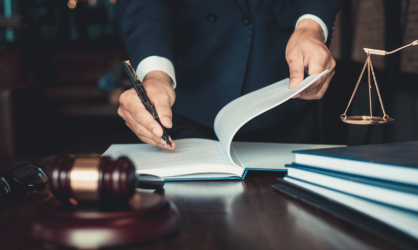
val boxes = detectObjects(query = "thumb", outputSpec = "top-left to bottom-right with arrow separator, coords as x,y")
154,98 -> 173,129
288,56 -> 305,89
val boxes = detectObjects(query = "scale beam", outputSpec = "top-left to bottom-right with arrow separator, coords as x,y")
363,40 -> 418,55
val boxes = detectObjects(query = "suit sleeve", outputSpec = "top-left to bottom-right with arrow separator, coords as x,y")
274,0 -> 342,45
117,0 -> 176,83
299,0 -> 342,44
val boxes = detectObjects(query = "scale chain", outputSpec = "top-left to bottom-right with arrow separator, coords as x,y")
369,56 -> 389,119
368,54 -> 373,121
341,56 -> 369,118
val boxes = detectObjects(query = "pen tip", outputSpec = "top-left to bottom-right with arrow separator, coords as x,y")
166,140 -> 172,148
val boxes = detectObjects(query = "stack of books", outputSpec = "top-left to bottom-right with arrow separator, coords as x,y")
281,141 -> 418,240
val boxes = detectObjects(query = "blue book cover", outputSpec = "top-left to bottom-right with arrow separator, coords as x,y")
293,141 -> 418,169
286,164 -> 418,195
274,177 -> 418,245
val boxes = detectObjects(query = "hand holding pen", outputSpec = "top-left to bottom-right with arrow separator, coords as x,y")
118,61 -> 176,149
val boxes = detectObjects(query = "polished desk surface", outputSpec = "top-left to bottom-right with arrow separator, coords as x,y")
0,156 -> 398,250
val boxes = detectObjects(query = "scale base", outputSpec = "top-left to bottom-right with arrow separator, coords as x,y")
341,115 -> 394,125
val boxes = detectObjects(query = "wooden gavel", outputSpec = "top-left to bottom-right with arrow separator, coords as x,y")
49,156 -> 164,203
32,156 -> 179,249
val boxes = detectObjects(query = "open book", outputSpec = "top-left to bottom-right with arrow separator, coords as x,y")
103,70 -> 337,180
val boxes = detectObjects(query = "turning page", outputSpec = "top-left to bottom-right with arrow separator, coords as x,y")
214,70 -> 329,166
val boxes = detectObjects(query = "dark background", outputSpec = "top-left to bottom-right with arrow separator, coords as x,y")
0,0 -> 417,157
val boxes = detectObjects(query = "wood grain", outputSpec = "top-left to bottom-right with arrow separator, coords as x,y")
0,156 -> 398,250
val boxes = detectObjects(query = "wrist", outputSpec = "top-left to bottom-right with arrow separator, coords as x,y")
144,70 -> 172,87
295,19 -> 325,42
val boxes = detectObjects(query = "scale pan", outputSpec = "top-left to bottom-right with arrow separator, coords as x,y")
341,115 -> 394,125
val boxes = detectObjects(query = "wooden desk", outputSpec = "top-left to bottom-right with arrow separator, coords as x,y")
0,156 -> 398,250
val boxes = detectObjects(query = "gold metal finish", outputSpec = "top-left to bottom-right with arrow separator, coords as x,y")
70,157 -> 101,201
341,40 -> 418,125
363,40 -> 418,55
341,115 -> 394,125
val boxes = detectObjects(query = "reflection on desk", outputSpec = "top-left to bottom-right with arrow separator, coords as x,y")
164,181 -> 245,214
0,156 -> 401,250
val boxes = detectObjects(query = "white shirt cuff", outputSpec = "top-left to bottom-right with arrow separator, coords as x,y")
295,14 -> 328,43
136,56 -> 177,89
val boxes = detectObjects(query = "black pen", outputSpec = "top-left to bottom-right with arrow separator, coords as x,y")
121,60 -> 172,148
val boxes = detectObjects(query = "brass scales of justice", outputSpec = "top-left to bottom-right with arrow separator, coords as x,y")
341,40 -> 418,125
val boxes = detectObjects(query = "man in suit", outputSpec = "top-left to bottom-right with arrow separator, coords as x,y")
117,0 -> 341,149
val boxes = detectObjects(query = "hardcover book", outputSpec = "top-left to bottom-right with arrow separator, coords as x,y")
293,141 -> 418,186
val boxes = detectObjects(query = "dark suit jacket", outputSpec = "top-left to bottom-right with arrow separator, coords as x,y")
118,0 -> 341,132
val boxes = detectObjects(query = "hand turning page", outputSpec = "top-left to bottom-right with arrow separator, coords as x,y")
214,70 -> 330,166
103,70 -> 332,180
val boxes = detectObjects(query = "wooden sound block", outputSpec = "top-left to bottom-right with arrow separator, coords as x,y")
30,191 -> 180,249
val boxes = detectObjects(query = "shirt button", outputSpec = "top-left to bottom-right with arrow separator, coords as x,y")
242,15 -> 252,25
207,14 -> 217,23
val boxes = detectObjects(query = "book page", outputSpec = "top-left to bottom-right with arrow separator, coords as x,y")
214,70 -> 329,166
231,141 -> 343,170
102,138 -> 236,170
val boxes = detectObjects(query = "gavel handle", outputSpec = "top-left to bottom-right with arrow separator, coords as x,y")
137,174 -> 165,190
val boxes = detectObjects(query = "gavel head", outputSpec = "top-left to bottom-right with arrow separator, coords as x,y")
49,156 -> 136,203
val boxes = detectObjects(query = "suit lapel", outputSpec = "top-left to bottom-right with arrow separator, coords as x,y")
234,0 -> 250,16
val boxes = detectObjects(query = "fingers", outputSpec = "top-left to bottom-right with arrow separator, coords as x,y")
307,55 -> 327,76
297,56 -> 326,99
121,107 -> 176,149
298,50 -> 336,100
118,106 -> 160,143
299,69 -> 335,100
120,88 -> 164,136
124,120 -> 163,148
139,134 -> 175,150
143,71 -> 176,129
118,81 -> 176,149
143,84 -> 174,129
164,136 -> 176,149
286,21 -> 336,100
287,53 -> 305,89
